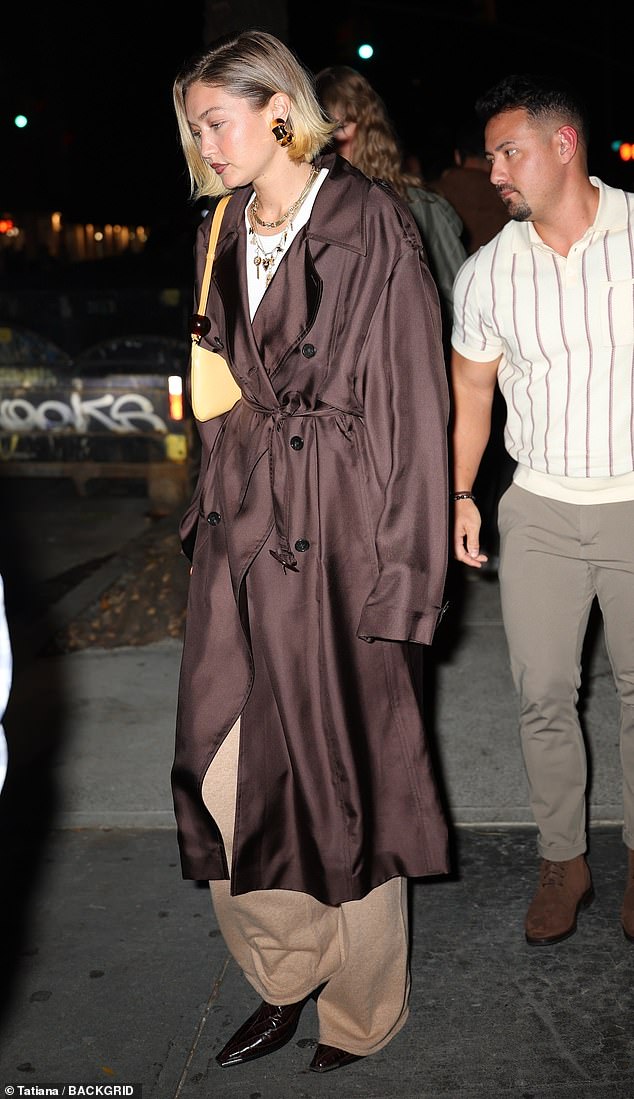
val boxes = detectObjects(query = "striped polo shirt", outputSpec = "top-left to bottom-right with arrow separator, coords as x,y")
451,176 -> 634,503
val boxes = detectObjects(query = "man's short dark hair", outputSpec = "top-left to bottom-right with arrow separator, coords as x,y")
475,74 -> 589,146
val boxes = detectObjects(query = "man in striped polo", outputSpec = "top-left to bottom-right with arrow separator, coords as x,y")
450,73 -> 634,946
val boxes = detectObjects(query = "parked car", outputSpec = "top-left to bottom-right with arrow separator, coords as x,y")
0,325 -> 197,509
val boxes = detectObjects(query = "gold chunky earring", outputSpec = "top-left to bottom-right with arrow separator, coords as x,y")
272,117 -> 294,147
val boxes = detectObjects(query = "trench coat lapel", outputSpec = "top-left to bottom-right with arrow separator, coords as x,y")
210,204 -> 278,410
250,233 -> 322,386
213,194 -> 320,403
210,156 -> 368,406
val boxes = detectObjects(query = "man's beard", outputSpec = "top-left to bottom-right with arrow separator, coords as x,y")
498,189 -> 532,222
508,200 -> 532,222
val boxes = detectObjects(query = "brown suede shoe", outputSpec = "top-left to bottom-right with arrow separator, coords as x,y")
524,855 -> 594,945
621,847 -> 634,942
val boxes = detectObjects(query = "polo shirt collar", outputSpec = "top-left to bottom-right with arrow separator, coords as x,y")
510,176 -> 628,254
588,176 -> 629,231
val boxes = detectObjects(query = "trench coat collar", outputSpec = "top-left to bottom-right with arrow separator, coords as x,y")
214,153 -> 368,258
210,154 -> 369,402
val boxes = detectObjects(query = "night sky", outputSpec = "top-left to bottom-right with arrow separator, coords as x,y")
2,0 -> 633,233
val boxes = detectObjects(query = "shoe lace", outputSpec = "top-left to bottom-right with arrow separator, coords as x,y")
540,860 -> 566,888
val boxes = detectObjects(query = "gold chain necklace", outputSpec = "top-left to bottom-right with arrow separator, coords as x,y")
250,165 -> 319,230
247,210 -> 288,286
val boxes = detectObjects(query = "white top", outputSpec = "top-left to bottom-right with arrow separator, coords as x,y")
246,168 -> 328,320
451,177 -> 634,503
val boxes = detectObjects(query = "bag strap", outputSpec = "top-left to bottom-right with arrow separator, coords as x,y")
194,194 -> 232,330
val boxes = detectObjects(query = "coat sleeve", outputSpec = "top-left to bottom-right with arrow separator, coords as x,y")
356,237 -> 450,646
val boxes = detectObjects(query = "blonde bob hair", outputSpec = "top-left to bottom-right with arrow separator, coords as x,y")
173,29 -> 336,200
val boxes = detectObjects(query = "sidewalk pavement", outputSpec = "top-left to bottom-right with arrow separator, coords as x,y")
0,563 -> 632,1099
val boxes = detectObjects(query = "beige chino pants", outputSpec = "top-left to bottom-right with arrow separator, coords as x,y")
202,719 -> 410,1056
498,485 -> 634,859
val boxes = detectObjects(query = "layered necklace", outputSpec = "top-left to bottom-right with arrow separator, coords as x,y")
247,165 -> 319,287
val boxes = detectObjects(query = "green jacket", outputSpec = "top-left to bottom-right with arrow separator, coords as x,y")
406,185 -> 467,328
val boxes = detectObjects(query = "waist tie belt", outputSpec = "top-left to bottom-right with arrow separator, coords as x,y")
240,394 -> 361,573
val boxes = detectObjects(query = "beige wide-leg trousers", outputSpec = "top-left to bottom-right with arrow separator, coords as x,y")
202,719 -> 410,1056
498,486 -> 634,859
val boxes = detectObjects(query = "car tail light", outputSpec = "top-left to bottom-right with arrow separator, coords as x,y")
168,375 -> 184,421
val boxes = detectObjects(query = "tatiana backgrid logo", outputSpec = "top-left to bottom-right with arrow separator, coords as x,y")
4,1087 -> 141,1097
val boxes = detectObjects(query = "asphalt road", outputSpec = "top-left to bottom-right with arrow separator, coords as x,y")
0,475 -> 163,644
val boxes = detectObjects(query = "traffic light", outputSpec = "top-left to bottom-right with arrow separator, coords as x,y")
13,114 -> 28,129
0,218 -> 15,234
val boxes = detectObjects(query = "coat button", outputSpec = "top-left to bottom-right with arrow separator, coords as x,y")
294,538 -> 310,552
206,511 -> 221,525
212,336 -> 224,350
301,343 -> 316,358
290,436 -> 304,450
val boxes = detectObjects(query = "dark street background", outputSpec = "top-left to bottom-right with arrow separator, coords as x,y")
2,0 -> 634,232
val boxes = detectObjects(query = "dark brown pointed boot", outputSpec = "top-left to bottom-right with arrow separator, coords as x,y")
215,996 -> 310,1067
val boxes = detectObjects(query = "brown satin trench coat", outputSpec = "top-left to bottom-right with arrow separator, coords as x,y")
172,154 -> 450,906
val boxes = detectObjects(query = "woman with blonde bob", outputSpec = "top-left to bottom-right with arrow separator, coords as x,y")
171,29 -> 450,1077
315,64 -> 467,332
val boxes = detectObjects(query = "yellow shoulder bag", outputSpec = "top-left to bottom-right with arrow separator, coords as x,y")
189,195 -> 242,421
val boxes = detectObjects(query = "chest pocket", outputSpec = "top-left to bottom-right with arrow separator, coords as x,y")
600,279 -> 634,347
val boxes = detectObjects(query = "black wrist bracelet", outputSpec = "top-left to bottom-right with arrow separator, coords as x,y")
451,491 -> 476,502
